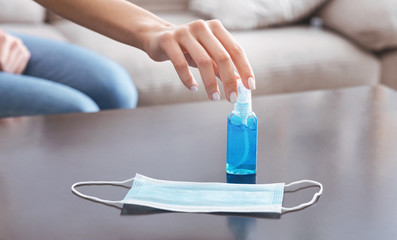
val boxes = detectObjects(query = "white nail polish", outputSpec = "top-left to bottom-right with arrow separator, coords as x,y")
229,91 -> 237,103
190,86 -> 198,92
212,92 -> 220,101
248,77 -> 256,90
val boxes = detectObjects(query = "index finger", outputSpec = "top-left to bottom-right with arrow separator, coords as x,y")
208,20 -> 256,90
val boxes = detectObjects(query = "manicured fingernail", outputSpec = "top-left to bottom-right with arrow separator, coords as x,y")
190,86 -> 198,92
248,77 -> 256,90
212,92 -> 220,101
229,91 -> 237,103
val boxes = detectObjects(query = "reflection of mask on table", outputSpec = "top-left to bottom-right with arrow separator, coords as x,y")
228,216 -> 257,240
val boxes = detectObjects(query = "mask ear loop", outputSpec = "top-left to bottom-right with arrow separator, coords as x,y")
71,178 -> 135,204
281,180 -> 323,213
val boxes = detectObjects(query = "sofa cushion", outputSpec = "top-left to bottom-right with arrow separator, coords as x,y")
0,0 -> 45,23
0,24 -> 67,42
46,0 -> 190,24
381,51 -> 397,91
234,26 -> 380,97
189,0 -> 327,30
53,13 -> 380,107
128,0 -> 189,12
319,0 -> 397,51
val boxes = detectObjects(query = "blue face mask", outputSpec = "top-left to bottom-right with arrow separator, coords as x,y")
71,173 -> 323,214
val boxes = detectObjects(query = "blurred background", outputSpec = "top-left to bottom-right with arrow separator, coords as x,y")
1,0 -> 396,107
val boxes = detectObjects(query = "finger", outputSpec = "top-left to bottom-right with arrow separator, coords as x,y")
15,46 -> 30,74
14,53 -> 29,74
5,52 -> 20,73
0,35 -> 11,71
5,41 -> 22,74
186,54 -> 222,80
211,62 -> 240,80
160,36 -> 198,91
6,61 -> 19,74
179,34 -> 220,101
192,23 -> 237,103
208,19 -> 256,90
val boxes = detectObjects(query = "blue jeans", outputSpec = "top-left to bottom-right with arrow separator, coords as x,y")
0,33 -> 138,118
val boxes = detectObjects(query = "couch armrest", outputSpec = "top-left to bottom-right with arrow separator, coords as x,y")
319,0 -> 397,52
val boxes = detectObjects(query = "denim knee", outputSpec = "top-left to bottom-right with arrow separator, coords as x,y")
0,73 -> 100,118
92,61 -> 139,109
0,89 -> 100,118
56,92 -> 100,114
13,35 -> 138,109
11,33 -> 138,110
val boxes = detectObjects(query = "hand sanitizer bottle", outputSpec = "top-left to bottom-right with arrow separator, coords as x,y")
226,79 -> 257,175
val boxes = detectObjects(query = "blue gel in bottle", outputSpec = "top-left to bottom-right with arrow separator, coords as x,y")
226,79 -> 257,175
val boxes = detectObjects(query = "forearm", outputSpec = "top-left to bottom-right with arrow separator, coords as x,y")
34,0 -> 256,103
34,0 -> 172,51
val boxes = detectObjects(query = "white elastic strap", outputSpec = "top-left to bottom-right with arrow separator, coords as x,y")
71,178 -> 134,204
281,180 -> 323,213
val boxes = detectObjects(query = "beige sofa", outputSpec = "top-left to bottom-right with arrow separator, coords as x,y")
1,0 -> 396,107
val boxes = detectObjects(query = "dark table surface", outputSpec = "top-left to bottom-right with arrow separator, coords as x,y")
1,86 -> 396,240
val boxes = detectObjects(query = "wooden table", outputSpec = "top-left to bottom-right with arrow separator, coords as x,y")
1,86 -> 396,240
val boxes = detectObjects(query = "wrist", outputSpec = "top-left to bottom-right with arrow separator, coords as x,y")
136,18 -> 174,54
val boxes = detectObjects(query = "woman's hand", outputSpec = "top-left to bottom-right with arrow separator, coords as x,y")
32,0 -> 255,102
0,30 -> 31,74
143,19 -> 256,102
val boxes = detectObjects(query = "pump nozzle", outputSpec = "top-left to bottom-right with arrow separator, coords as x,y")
234,79 -> 252,125
236,79 -> 251,106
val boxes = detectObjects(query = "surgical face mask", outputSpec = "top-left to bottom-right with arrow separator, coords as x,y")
71,174 -> 323,214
